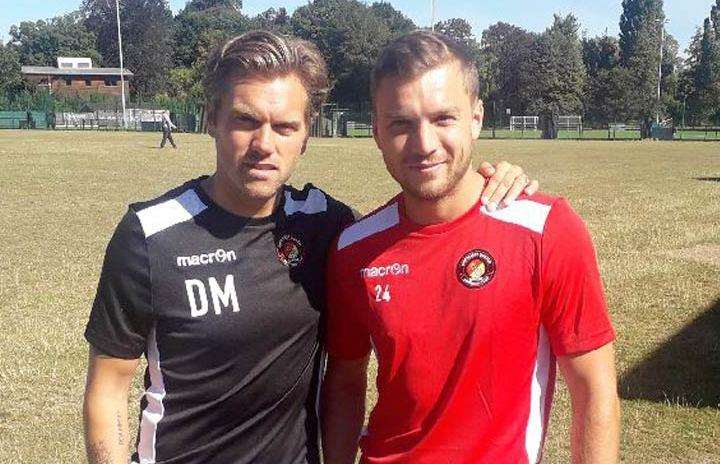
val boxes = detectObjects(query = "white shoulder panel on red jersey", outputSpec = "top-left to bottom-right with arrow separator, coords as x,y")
337,202 -> 399,250
481,199 -> 552,234
136,189 -> 208,238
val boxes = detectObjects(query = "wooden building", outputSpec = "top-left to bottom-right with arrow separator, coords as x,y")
21,57 -> 133,98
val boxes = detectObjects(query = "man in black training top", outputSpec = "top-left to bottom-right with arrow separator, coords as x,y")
83,31 -> 537,464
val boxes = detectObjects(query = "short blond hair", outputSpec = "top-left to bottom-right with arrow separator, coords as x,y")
204,30 -> 330,124
371,30 -> 480,105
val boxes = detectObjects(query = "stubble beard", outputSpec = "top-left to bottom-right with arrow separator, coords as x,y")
215,146 -> 293,206
400,149 -> 472,202
209,163 -> 287,215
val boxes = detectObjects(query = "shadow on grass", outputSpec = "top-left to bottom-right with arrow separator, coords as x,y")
695,177 -> 720,182
619,299 -> 720,408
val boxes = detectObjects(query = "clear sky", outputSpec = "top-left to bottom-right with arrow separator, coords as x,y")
0,0 -> 712,53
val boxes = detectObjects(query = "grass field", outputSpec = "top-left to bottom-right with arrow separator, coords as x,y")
476,128 -> 720,141
0,130 -> 718,463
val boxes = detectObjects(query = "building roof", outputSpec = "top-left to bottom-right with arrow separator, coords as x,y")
21,66 -> 134,77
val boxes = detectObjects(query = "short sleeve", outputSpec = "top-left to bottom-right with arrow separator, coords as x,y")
540,199 -> 615,356
325,241 -> 372,360
84,209 -> 153,359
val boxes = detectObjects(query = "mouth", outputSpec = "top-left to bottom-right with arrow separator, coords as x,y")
243,162 -> 279,180
244,162 -> 278,171
406,160 -> 446,172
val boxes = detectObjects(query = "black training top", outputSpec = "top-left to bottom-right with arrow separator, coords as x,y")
85,177 -> 355,464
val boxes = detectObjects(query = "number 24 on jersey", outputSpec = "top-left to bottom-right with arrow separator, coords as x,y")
374,284 -> 391,303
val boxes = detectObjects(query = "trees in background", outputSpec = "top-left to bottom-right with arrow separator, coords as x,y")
292,0 -> 409,105
8,12 -> 101,66
435,18 -> 476,48
582,35 -> 625,125
479,16 -> 587,127
169,0 -> 250,106
618,0 -> 669,134
479,22 -> 535,122
82,0 -> 175,97
370,2 -> 415,38
251,7 -> 292,34
0,42 -> 27,106
520,14 -> 586,117
681,1 -> 720,124
172,0 -> 249,68
3,0 -> 720,127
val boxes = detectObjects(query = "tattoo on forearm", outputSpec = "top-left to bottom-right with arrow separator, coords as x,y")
116,411 -> 125,446
87,441 -> 112,464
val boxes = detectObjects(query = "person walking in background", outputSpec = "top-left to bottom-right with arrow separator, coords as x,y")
160,110 -> 177,148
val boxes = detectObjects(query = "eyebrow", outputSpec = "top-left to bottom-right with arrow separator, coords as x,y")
381,106 -> 462,119
430,107 -> 462,116
274,120 -> 303,130
230,106 -> 261,120
380,111 -> 415,120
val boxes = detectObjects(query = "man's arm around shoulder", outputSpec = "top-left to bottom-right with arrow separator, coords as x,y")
558,342 -> 620,464
83,346 -> 139,464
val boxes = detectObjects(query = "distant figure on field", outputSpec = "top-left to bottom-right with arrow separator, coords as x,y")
160,110 -> 177,148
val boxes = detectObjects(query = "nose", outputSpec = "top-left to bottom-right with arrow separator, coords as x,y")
250,124 -> 274,158
413,120 -> 440,158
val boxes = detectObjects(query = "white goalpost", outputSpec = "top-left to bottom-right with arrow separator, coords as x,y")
558,115 -> 583,132
509,116 -> 539,131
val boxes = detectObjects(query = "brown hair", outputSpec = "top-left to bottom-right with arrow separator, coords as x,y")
203,30 -> 330,124
371,30 -> 480,105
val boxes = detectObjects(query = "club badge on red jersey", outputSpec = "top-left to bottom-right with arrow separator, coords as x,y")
456,249 -> 496,288
277,234 -> 304,267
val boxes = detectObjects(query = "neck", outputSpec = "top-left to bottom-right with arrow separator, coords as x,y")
201,174 -> 280,218
403,169 -> 483,226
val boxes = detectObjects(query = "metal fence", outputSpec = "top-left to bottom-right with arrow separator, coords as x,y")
478,125 -> 720,141
308,108 -> 720,141
0,109 -> 200,132
309,103 -> 372,138
3,108 -> 720,142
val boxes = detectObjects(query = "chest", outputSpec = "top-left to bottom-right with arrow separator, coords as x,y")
145,221 -> 333,352
359,233 -> 540,343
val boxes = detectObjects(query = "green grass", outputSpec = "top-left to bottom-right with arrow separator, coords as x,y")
561,128 -> 642,140
479,128 -> 543,139
675,129 -> 720,141
0,131 -> 719,463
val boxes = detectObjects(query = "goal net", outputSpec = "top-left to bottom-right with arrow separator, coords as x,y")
558,115 -> 582,131
510,116 -> 539,131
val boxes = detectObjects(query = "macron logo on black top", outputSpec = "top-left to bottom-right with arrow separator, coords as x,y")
177,249 -> 237,267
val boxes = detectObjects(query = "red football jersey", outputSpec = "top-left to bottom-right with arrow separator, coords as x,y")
325,193 -> 615,464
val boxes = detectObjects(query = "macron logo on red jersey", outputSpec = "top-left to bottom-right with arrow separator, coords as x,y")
360,263 -> 410,278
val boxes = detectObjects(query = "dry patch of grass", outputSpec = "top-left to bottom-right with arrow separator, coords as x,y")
664,244 -> 720,267
0,131 -> 718,463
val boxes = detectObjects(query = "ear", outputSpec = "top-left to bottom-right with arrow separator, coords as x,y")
372,115 -> 381,148
471,98 -> 484,140
301,135 -> 308,155
206,107 -> 216,138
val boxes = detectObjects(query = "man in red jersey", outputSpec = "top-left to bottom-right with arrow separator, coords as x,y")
322,30 -> 620,464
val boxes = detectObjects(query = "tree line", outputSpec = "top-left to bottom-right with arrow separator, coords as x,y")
1,0 -> 719,128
